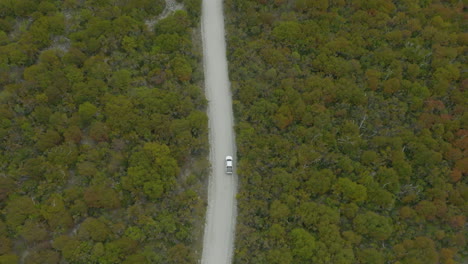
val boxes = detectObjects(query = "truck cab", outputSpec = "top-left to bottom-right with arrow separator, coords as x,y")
225,156 -> 233,174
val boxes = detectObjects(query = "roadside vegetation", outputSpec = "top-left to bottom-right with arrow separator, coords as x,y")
0,0 -> 205,263
225,1 -> 466,263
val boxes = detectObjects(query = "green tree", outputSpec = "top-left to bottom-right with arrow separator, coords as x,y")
78,217 -> 111,242
333,177 -> 368,203
0,221 -> 12,254
290,228 -> 317,264
269,200 -> 290,222
272,21 -> 302,48
84,185 -> 120,209
47,143 -> 79,168
32,105 -> 52,125
393,236 -> 439,264
5,196 -> 38,230
63,125 -> 82,143
89,121 -> 110,142
167,244 -> 194,264
155,10 -> 191,34
109,69 -> 132,90
24,249 -> 60,264
99,237 -> 138,263
19,220 -> 48,244
356,248 -> 384,264
414,200 -> 437,221
266,248 -> 293,264
0,254 -> 19,264
353,211 -> 393,240
40,193 -> 73,229
305,169 -> 335,195
36,130 -> 62,152
297,202 -> 340,229
20,157 -> 47,180
53,235 -> 92,263
122,142 -> 179,200
78,102 -> 98,127
104,95 -> 136,134
171,55 -> 192,82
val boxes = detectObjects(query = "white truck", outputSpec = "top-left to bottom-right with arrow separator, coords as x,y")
225,156 -> 233,174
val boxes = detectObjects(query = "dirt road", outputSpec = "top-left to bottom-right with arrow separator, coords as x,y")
200,0 -> 237,263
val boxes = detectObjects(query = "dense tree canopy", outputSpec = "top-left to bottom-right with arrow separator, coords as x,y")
0,0 -> 206,263
225,0 -> 467,263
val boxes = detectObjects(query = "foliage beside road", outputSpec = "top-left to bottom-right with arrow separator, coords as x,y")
225,1 -> 466,263
0,0 -> 205,263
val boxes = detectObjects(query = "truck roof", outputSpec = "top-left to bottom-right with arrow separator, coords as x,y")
226,156 -> 233,165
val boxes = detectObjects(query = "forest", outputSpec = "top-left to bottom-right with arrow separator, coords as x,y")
0,0 -> 206,263
224,0 -> 467,263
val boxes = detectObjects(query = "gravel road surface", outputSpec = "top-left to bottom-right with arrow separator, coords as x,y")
200,0 -> 237,263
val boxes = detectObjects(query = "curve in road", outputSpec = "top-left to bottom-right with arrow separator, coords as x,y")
200,0 -> 237,263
